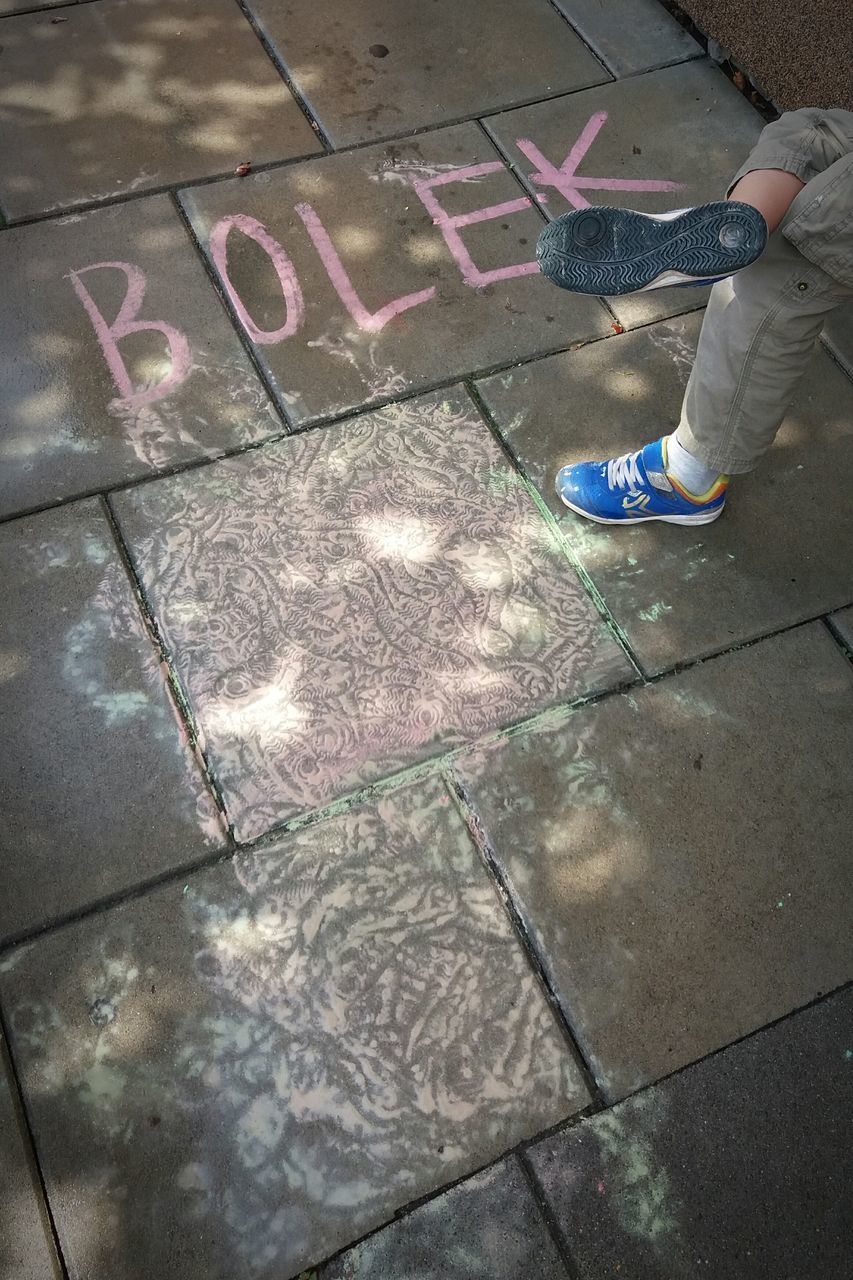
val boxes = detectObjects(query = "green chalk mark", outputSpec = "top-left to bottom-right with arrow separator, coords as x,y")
513,476 -> 641,674
92,691 -> 149,726
638,602 -> 673,623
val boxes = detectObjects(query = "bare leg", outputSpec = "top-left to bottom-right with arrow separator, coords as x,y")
728,168 -> 805,233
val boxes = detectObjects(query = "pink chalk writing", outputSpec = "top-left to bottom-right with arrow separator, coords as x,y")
411,161 -> 539,287
209,213 -> 304,344
67,122 -> 684,412
516,111 -> 684,210
295,203 -> 436,333
66,262 -> 191,408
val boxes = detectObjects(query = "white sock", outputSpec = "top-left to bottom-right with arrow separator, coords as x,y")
666,434 -> 722,497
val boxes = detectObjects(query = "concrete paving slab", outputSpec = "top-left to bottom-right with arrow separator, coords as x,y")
484,60 -> 763,327
0,1038 -> 59,1280
113,388 -> 631,842
552,0 -> 702,77
528,987 -> 853,1279
0,196 -> 281,520
0,0 -> 321,220
454,624 -> 853,1100
320,1157 -> 568,1280
477,314 -> 853,673
0,499 -> 225,945
0,777 -> 588,1280
180,124 -> 613,425
823,303 -> 853,379
244,0 -> 609,148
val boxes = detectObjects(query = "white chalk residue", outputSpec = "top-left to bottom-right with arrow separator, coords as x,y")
647,326 -> 696,386
369,160 -> 485,187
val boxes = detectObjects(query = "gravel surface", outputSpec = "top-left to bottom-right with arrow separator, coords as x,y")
675,0 -> 852,111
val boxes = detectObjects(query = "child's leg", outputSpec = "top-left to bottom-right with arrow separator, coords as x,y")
675,211 -> 847,477
726,169 -> 804,233
552,109 -> 853,526
677,114 -> 853,476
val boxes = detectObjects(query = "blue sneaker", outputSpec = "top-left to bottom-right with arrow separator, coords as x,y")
537,202 -> 767,295
556,437 -> 728,526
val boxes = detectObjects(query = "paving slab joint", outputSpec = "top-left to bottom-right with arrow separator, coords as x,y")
465,379 -> 644,679
233,676 -> 644,859
0,0 -> 101,17
0,842 -> 240,957
302,1139 -> 573,1277
0,1007 -> 68,1279
0,86 -> 660,234
239,755 -> 451,851
642,612 -> 853,688
0,691 -> 654,955
471,116 -> 621,334
0,312 -> 704,536
232,0 -> 334,153
548,0 -> 705,80
603,978 -> 853,1117
824,612 -> 853,663
100,495 -> 235,842
655,1 -> 779,117
516,1151 -> 584,1280
170,191 -> 294,436
473,115 -> 550,227
0,154 -> 318,234
0,417 -> 291,531
386,1142 -> 572,1239
541,0 -> 614,82
611,45 -> 707,80
444,763 -> 608,1110
474,116 -> 622,328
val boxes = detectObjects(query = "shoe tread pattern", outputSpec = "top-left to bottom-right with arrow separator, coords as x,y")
537,202 -> 766,295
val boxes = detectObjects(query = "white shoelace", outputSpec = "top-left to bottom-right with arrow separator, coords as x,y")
606,450 -> 642,490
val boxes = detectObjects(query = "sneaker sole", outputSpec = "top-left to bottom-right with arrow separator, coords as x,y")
537,202 -> 767,295
559,494 -> 724,526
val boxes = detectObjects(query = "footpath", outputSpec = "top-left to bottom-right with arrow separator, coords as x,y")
0,1 -> 851,1277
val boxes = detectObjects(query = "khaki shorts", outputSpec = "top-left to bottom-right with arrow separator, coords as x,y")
677,108 -> 853,473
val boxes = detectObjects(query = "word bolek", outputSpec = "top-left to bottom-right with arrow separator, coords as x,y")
66,113 -> 682,411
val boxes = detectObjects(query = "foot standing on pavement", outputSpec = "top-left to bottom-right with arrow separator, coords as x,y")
537,108 -> 853,526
